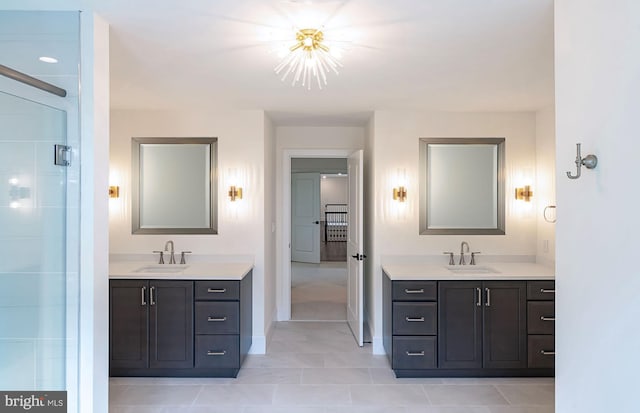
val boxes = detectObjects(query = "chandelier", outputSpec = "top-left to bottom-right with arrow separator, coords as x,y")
274,28 -> 342,90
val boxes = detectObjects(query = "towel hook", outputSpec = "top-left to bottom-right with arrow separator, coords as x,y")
566,143 -> 598,180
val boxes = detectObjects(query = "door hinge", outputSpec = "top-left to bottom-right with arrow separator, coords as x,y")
351,253 -> 367,261
54,144 -> 71,166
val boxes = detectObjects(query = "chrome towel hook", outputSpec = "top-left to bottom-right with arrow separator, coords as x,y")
566,143 -> 598,179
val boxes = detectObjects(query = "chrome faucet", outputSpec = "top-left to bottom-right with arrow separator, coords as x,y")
459,241 -> 470,265
164,240 -> 176,264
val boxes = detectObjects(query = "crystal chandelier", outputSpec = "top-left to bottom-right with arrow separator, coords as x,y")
274,28 -> 342,90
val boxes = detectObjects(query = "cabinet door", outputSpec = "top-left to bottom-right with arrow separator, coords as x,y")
483,281 -> 527,369
110,280 -> 149,369
149,280 -> 194,369
438,281 -> 483,369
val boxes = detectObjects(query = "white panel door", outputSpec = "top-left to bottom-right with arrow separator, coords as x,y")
291,172 -> 321,263
347,150 -> 364,346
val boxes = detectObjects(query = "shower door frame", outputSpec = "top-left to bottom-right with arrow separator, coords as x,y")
0,77 -> 81,412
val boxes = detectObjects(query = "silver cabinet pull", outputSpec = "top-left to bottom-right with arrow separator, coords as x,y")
207,350 -> 227,356
207,288 -> 227,293
141,286 -> 147,306
404,289 -> 424,294
150,286 -> 155,305
207,316 -> 227,322
540,350 -> 555,356
540,288 -> 555,294
406,351 -> 425,356
405,317 -> 425,322
485,288 -> 491,307
476,287 -> 482,307
540,316 -> 555,321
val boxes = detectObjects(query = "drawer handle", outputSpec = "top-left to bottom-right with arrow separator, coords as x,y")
207,288 -> 227,293
540,288 -> 555,294
540,350 -> 555,356
207,316 -> 227,322
207,350 -> 227,356
540,316 -> 555,321
404,289 -> 424,294
406,351 -> 425,356
405,317 -> 425,322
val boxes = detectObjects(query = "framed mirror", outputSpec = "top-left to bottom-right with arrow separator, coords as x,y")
132,137 -> 218,234
419,137 -> 505,235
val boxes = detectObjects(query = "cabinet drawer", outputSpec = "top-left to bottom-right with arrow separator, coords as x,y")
195,335 -> 240,369
528,335 -> 555,368
527,301 -> 555,335
195,302 -> 239,335
392,281 -> 437,301
393,302 -> 437,335
527,281 -> 555,301
392,336 -> 437,369
195,280 -> 239,301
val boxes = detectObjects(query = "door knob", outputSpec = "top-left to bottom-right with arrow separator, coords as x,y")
313,221 -> 319,224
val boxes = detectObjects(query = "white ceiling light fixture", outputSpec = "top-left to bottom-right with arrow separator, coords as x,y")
274,27 -> 342,90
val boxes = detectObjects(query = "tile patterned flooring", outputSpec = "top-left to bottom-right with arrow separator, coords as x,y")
109,322 -> 554,413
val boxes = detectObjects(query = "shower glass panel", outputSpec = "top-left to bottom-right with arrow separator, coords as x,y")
0,92 -> 69,389
0,10 -> 80,411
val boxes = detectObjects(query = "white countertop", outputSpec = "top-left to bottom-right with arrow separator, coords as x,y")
109,261 -> 253,280
382,262 -> 554,281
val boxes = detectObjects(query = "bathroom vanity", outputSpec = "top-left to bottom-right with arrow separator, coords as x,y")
109,262 -> 252,378
383,263 -> 555,378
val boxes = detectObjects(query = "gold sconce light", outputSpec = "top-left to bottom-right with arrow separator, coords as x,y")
515,185 -> 533,202
393,186 -> 407,202
109,186 -> 120,198
228,186 -> 243,201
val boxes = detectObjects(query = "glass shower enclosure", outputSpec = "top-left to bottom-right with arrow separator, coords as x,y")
0,11 -> 80,412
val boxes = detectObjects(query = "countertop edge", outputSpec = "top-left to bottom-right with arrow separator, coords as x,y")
382,263 -> 555,281
108,262 -> 254,280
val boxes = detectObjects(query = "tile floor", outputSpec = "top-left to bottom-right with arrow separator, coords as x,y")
109,322 -> 554,413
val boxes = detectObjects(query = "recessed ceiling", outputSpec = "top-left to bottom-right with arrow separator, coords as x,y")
4,1 -> 556,125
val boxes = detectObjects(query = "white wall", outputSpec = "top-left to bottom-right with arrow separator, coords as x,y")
109,109 -> 269,352
535,106 -> 556,265
80,14 -> 110,413
275,126 -> 364,320
263,114 -> 277,345
369,110 -> 539,351
555,1 -> 640,411
321,176 -> 348,215
363,116 -> 376,342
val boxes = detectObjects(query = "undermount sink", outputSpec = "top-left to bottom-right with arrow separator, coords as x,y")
446,265 -> 499,274
133,264 -> 189,274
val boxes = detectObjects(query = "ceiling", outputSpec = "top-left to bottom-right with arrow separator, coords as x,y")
3,1 -> 555,125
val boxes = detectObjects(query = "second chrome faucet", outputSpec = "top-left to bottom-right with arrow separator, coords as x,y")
444,241 -> 480,265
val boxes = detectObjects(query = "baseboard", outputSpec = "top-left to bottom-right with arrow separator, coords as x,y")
248,336 -> 266,354
372,335 -> 385,355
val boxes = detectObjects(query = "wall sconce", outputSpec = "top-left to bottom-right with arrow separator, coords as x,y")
109,186 -> 120,198
515,185 -> 533,202
228,186 -> 243,201
393,186 -> 407,202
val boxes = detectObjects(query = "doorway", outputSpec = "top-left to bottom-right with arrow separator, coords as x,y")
291,159 -> 348,321
280,149 -> 364,346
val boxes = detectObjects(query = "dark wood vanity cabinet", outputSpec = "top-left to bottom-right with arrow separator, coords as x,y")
383,271 -> 554,377
439,281 -> 527,371
109,271 -> 252,377
526,280 -> 555,369
110,280 -> 193,370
